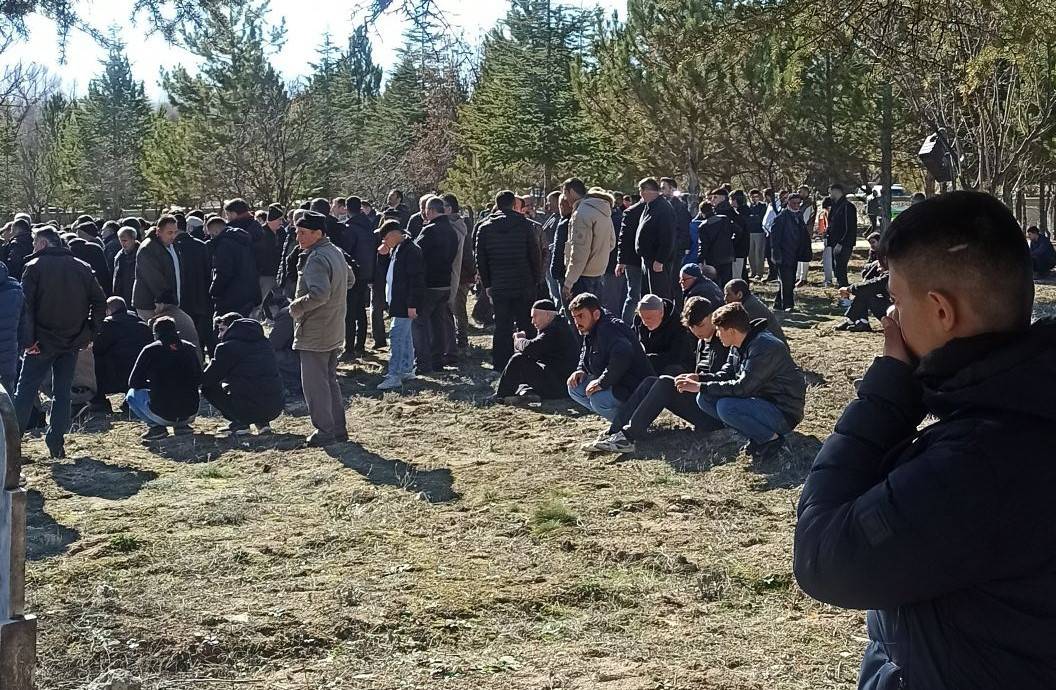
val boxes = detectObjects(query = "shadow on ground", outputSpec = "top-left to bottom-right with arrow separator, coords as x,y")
747,433 -> 823,490
776,294 -> 842,329
148,433 -> 306,463
51,457 -> 158,500
326,442 -> 459,503
26,489 -> 79,561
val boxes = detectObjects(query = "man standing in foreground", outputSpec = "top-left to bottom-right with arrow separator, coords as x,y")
794,191 -> 1056,690
289,212 -> 354,447
14,227 -> 106,458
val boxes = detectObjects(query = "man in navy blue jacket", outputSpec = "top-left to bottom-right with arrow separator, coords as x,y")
794,191 -> 1056,690
377,221 -> 425,391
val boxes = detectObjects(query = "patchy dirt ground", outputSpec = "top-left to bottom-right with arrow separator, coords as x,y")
21,249 -> 1056,690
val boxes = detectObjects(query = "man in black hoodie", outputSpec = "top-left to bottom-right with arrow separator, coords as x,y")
795,191 -> 1056,690
174,218 -> 212,354
485,299 -> 577,405
635,178 -> 676,299
1,217 -> 34,280
202,315 -> 283,436
410,196 -> 459,374
206,215 -> 260,319
475,190 -> 542,371
696,199 -> 736,288
90,296 -> 152,414
615,198 -> 645,323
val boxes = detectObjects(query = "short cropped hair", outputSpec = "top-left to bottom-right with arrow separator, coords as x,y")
568,292 -> 601,314
32,227 -> 62,247
561,177 -> 588,197
425,196 -> 446,215
711,302 -> 752,332
389,189 -> 404,202
725,279 -> 750,299
442,193 -> 460,214
880,190 -> 1033,329
682,296 -> 716,327
709,187 -> 728,198
495,190 -> 517,211
223,198 -> 251,215
660,177 -> 677,188
637,177 -> 660,193
310,198 -> 331,215
157,214 -> 177,229
118,226 -> 138,241
346,196 -> 362,214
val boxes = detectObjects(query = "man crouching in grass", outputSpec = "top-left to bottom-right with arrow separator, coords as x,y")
794,190 -> 1056,690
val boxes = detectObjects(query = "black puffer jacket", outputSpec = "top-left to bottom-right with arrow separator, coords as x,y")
770,209 -> 811,265
475,209 -> 541,294
92,307 -> 152,394
344,213 -> 377,283
577,311 -> 654,401
697,214 -> 736,267
69,238 -> 111,296
128,338 -> 201,421
796,322 -> 1056,690
636,196 -> 676,265
698,319 -> 805,428
1,230 -> 34,280
416,215 -> 459,289
633,298 -> 695,375
112,247 -> 137,305
616,201 -> 645,266
201,319 -> 283,423
668,195 -> 692,256
21,247 -> 106,354
209,227 -> 260,316
227,216 -> 268,277
174,232 -> 211,317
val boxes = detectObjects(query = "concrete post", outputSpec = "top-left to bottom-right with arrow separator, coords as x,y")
0,385 -> 36,689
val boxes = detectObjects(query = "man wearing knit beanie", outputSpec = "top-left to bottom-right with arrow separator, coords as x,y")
289,211 -> 355,446
482,299 -> 579,406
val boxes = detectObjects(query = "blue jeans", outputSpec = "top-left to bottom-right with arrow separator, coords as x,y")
545,274 -> 563,307
388,317 -> 415,377
14,349 -> 77,452
621,264 -> 643,323
695,393 -> 790,443
568,377 -> 621,422
126,388 -> 195,427
571,275 -> 603,298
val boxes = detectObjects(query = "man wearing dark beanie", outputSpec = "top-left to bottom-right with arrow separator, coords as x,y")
484,299 -> 578,406
289,211 -> 355,446
256,203 -> 285,319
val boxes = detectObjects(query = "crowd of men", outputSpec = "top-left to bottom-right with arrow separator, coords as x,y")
1,181 -> 1055,689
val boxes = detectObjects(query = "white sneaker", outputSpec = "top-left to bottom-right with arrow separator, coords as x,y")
580,429 -> 611,453
592,431 -> 635,454
376,376 -> 403,391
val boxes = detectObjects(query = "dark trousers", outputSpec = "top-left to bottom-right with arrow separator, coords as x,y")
643,260 -> 672,299
14,350 -> 77,454
714,262 -> 733,289
344,280 -> 370,352
774,263 -> 797,311
846,289 -> 891,322
572,274 -> 604,298
610,375 -> 723,439
454,282 -> 471,349
189,311 -> 214,356
833,245 -> 853,287
411,288 -> 450,373
491,290 -> 534,371
496,353 -> 568,399
203,383 -> 279,426
472,282 -> 494,326
371,279 -> 387,347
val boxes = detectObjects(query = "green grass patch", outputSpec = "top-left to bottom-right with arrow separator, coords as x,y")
530,499 -> 579,535
109,534 -> 141,554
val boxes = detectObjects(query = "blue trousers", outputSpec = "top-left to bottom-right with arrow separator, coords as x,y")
14,350 -> 77,452
568,377 -> 621,422
621,264 -> 643,323
126,388 -> 195,427
388,317 -> 415,377
695,393 -> 790,443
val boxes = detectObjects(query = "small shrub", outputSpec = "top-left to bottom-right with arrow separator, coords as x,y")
109,534 -> 140,553
530,499 -> 579,535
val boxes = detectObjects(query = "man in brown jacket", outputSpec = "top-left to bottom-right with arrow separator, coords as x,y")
290,211 -> 355,447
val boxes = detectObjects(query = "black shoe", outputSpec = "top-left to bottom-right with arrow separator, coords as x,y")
834,320 -> 854,331
219,422 -> 250,438
173,425 -> 194,436
751,436 -> 785,463
847,321 -> 873,332
478,394 -> 501,408
306,431 -> 336,447
141,426 -> 168,441
46,443 -> 66,460
88,401 -> 113,414
506,392 -> 541,407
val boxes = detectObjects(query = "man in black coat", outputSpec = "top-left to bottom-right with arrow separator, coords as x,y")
795,191 -> 1056,690
633,294 -> 695,376
310,197 -> 346,249
343,197 -> 377,355
89,296 -> 152,413
825,183 -> 858,288
589,295 -> 728,454
475,190 -> 542,371
1,217 -> 34,280
696,200 -> 736,288
70,226 -> 111,294
412,196 -> 459,374
486,299 -> 578,405
206,216 -> 260,319
635,177 -> 676,299
376,221 -> 425,390
769,194 -> 810,311
13,227 -> 106,458
174,221 -> 212,353
678,263 -> 724,306
745,189 -> 768,278
111,227 -> 139,304
661,177 -> 692,264
201,316 -> 283,436
615,198 -> 645,323
379,189 -> 412,230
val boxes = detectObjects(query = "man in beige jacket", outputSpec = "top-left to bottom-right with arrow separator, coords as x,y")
561,178 -> 616,302
289,211 -> 355,447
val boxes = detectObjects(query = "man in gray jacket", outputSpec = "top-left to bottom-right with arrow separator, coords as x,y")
290,212 -> 355,447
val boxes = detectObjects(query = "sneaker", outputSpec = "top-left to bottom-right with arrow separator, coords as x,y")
580,429 -> 612,453
834,320 -> 854,331
740,439 -> 759,456
478,394 -> 500,408
173,425 -> 194,436
506,392 -> 541,407
847,320 -> 873,332
592,431 -> 635,454
220,422 -> 251,438
141,426 -> 168,441
752,436 -> 785,463
255,424 -> 273,435
306,431 -> 336,447
400,371 -> 417,382
377,376 -> 403,391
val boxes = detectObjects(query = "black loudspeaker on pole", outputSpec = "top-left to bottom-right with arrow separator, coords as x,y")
919,133 -> 956,183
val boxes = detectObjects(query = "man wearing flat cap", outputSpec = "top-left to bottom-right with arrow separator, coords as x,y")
289,211 -> 355,447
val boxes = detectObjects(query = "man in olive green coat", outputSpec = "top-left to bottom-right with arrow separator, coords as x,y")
290,211 -> 355,446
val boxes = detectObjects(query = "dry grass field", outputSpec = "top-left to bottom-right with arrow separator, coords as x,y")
21,252 -> 1056,690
